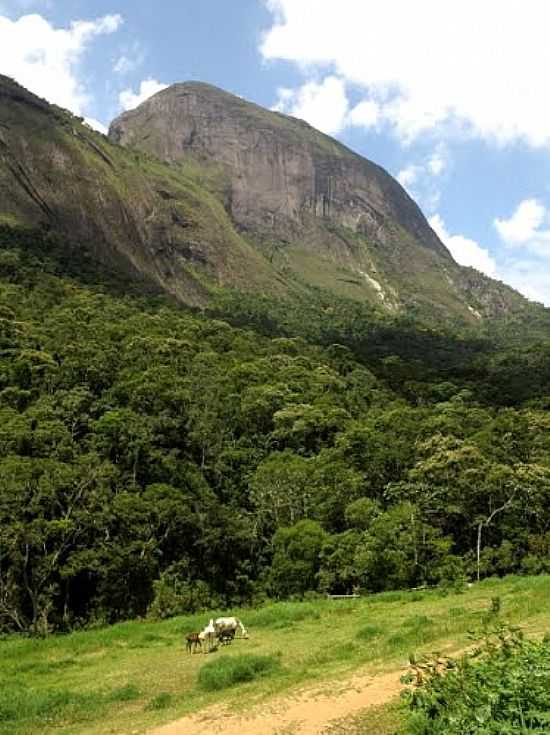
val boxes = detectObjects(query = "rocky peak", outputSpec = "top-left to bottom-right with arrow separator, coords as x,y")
0,74 -> 535,326
109,82 -> 449,259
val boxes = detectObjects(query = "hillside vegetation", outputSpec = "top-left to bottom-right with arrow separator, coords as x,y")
404,627 -> 550,734
1,225 -> 550,636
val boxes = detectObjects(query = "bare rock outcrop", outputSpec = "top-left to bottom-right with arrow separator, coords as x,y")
0,75 -> 535,324
110,83 -> 448,260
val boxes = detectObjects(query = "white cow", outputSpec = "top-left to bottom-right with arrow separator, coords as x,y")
198,618 -> 217,653
214,616 -> 249,639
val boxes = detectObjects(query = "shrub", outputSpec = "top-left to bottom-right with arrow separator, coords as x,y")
448,607 -> 466,618
148,573 -> 218,619
403,615 -> 433,628
434,556 -> 467,592
198,654 -> 281,690
403,626 -> 550,734
108,684 -> 140,702
372,591 -> 407,603
0,686 -> 93,723
481,595 -> 502,627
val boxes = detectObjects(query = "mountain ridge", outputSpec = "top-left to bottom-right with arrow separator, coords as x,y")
106,81 -> 545,325
0,73 -> 543,327
109,81 -> 450,257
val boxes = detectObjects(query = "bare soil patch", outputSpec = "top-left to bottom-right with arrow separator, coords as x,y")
148,668 -> 404,735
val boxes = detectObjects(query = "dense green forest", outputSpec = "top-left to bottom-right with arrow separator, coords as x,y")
1,225 -> 550,635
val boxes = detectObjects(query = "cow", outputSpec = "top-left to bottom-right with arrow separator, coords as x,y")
185,631 -> 201,654
198,618 -> 217,653
218,628 -> 236,646
214,616 -> 249,639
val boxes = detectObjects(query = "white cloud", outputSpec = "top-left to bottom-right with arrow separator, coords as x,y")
0,12 -> 122,117
494,199 -> 549,248
114,56 -> 134,75
427,148 -> 447,177
437,199 -> 550,305
272,76 -> 349,135
119,78 -> 168,112
262,0 -> 550,147
429,214 -> 497,277
274,76 -> 384,135
397,164 -> 420,189
493,200 -> 550,303
498,258 -> 549,305
397,144 -> 449,214
113,41 -> 145,75
435,192 -> 550,306
84,117 -> 108,135
348,99 -> 380,129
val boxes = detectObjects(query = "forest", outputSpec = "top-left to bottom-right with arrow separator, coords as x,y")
1,224 -> 550,635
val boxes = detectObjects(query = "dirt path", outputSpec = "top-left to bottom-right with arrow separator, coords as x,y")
148,668 -> 405,735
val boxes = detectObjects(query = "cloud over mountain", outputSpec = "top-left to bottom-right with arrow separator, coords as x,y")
0,12 -> 122,119
262,0 -> 550,147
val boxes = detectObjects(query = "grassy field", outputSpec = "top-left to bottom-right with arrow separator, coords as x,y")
1,575 -> 549,735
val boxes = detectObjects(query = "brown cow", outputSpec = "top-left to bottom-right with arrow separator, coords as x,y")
185,632 -> 201,654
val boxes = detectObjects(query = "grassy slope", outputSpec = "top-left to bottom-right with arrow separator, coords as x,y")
2,575 -> 549,735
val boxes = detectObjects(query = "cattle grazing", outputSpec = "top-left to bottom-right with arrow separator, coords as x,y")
185,631 -> 201,654
214,616 -> 249,639
199,618 -> 217,653
218,628 -> 235,646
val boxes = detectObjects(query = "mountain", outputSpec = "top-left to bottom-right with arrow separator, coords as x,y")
109,81 -> 534,324
0,74 -> 541,326
0,75 -> 279,306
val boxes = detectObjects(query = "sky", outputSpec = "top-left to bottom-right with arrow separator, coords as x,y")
1,1 -> 550,305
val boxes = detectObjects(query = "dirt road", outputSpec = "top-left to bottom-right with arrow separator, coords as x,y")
148,668 -> 404,735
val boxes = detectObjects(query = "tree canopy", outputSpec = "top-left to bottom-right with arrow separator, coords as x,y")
1,226 -> 550,633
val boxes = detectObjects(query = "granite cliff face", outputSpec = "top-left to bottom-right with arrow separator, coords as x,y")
109,83 -> 446,258
109,82 -> 530,322
0,75 -> 538,325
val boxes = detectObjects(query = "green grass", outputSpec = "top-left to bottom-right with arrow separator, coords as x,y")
245,600 -> 321,628
324,701 -> 404,734
2,575 -> 549,735
356,624 -> 384,641
198,654 -> 281,690
145,693 -> 173,711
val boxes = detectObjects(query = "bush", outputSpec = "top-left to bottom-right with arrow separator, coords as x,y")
403,627 -> 550,734
435,555 -> 467,593
108,684 -> 140,702
0,686 -> 93,723
403,615 -> 433,628
197,654 -> 281,690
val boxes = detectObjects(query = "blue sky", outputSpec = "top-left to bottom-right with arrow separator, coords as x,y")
1,0 -> 550,304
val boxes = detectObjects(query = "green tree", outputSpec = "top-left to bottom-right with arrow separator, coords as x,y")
269,520 -> 328,597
